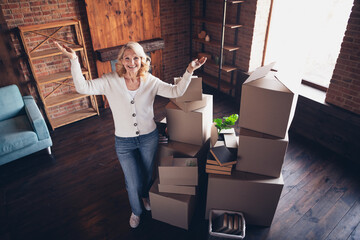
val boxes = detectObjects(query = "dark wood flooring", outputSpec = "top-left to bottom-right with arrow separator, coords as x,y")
1,88 -> 360,240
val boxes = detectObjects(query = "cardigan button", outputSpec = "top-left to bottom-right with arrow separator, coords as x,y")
136,131 -> 140,135
131,100 -> 134,104
132,113 -> 136,117
134,123 -> 137,126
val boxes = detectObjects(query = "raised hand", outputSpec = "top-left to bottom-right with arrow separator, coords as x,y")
54,41 -> 77,60
187,57 -> 207,73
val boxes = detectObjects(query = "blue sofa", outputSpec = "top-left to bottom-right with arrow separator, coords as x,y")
0,84 -> 53,166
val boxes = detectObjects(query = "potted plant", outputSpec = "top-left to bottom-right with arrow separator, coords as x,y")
211,114 -> 239,146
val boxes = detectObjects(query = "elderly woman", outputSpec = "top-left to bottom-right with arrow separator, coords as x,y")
55,41 -> 206,228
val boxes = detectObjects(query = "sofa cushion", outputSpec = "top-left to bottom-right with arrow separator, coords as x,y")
23,96 -> 50,140
0,115 -> 38,156
0,85 -> 25,121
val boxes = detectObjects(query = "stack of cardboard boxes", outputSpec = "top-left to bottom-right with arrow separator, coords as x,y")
166,76 -> 213,146
158,156 -> 198,195
206,65 -> 297,227
150,76 -> 213,230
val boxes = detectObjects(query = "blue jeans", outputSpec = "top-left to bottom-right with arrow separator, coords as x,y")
115,128 -> 159,216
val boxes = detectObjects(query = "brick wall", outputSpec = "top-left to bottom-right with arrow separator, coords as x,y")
326,0 -> 360,115
191,0 -> 270,79
0,0 -> 97,119
1,0 -> 96,80
235,0 -> 257,72
248,0 -> 271,72
160,0 -> 191,82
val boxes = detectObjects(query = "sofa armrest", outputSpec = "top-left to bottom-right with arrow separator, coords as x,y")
23,96 -> 50,141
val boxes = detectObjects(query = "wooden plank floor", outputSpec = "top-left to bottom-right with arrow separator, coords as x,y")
1,88 -> 360,240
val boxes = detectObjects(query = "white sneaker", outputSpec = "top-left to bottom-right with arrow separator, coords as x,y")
142,197 -> 151,211
129,212 -> 140,228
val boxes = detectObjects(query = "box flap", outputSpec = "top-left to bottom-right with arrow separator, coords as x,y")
219,128 -> 235,134
174,76 -> 201,84
274,67 -> 302,94
158,184 -> 197,195
244,62 -> 301,95
166,101 -> 181,110
210,123 -> 218,147
150,178 -> 193,202
171,93 -> 203,103
223,133 -> 238,148
240,127 -> 289,141
210,170 -> 284,185
170,93 -> 207,112
161,140 -> 205,157
244,62 -> 276,84
246,72 -> 292,94
214,141 -> 225,147
173,158 -> 198,167
193,94 -> 212,112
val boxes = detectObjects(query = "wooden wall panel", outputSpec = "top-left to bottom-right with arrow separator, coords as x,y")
85,0 -> 163,108
85,0 -> 161,50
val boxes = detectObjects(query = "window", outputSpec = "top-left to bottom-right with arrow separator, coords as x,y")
264,0 -> 353,89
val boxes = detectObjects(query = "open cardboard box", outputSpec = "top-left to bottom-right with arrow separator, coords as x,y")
158,184 -> 197,195
236,128 -> 288,178
157,139 -> 209,159
166,94 -> 213,146
170,94 -> 207,113
209,209 -> 246,239
155,121 -> 210,186
159,156 -> 198,186
205,170 -> 284,227
149,178 -> 196,230
156,118 -> 210,159
173,76 -> 202,102
223,129 -> 238,149
239,63 -> 297,138
210,125 -> 238,149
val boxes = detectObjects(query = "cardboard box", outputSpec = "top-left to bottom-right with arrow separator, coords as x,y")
239,70 -> 295,138
170,94 -> 207,113
150,179 -> 196,230
158,184 -> 197,195
211,127 -> 238,148
205,170 -> 284,226
209,209 -> 246,239
174,76 -> 202,102
157,139 -> 209,159
166,94 -> 213,146
159,156 -> 198,186
236,128 -> 288,178
223,131 -> 238,149
210,123 -> 218,147
219,128 -> 236,134
214,141 -> 225,147
155,127 -> 210,187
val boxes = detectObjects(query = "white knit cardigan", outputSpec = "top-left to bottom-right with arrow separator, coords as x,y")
70,57 -> 193,137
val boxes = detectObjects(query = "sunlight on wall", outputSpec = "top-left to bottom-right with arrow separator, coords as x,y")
264,0 -> 353,87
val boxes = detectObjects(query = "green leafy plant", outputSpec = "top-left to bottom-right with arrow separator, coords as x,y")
214,114 -> 239,134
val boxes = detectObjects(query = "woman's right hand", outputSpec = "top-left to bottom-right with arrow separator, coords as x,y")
187,57 -> 207,74
54,41 -> 77,60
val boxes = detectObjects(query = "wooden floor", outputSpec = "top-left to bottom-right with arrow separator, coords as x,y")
1,88 -> 360,240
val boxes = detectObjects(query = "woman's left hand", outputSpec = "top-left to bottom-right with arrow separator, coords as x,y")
187,57 -> 207,74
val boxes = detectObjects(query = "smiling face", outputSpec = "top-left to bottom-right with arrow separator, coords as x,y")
121,49 -> 142,75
